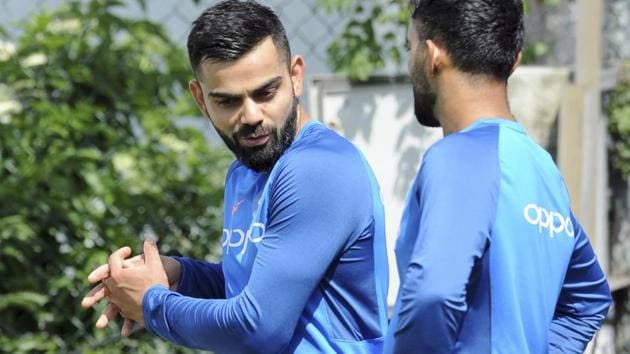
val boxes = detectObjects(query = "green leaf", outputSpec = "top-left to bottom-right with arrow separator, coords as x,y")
0,292 -> 48,311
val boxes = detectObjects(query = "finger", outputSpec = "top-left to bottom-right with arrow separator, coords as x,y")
108,246 -> 132,278
87,263 -> 110,284
143,240 -> 162,268
81,282 -> 109,309
121,319 -> 135,337
90,252 -> 139,283
95,302 -> 119,329
122,254 -> 144,268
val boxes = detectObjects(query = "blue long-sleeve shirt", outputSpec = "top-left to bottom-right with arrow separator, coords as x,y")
386,118 -> 611,353
142,121 -> 389,353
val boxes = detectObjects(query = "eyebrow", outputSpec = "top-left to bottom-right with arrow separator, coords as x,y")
208,76 -> 283,99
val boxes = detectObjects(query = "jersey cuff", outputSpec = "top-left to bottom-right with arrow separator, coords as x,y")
142,284 -> 172,337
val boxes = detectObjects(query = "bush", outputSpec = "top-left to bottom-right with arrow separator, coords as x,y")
0,0 -> 230,352
608,61 -> 630,178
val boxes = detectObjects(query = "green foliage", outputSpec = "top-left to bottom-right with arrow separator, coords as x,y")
0,0 -> 230,352
320,0 -> 408,81
608,62 -> 630,177
320,0 -> 559,81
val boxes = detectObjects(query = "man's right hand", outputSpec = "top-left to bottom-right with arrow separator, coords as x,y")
81,249 -> 182,335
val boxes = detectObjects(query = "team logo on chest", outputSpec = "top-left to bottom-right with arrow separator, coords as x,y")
231,199 -> 246,215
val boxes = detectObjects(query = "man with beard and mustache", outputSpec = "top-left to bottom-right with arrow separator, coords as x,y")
81,1 -> 389,353
385,1 -> 611,353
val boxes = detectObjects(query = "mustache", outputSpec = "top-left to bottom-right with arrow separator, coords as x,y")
235,124 -> 271,140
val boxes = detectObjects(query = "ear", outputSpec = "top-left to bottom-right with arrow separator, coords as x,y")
189,79 -> 210,118
510,51 -> 523,75
289,55 -> 305,98
425,39 -> 446,75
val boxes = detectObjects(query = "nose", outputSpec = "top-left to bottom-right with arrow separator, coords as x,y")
240,97 -> 264,126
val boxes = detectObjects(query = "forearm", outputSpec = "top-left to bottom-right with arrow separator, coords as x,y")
549,214 -> 612,353
172,257 -> 225,299
548,311 -> 606,353
143,285 -> 270,353
393,273 -> 465,353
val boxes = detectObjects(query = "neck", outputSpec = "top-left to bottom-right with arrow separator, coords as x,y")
295,105 -> 313,135
435,71 -> 514,135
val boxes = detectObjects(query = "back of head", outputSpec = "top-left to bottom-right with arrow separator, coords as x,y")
187,0 -> 291,75
409,0 -> 524,81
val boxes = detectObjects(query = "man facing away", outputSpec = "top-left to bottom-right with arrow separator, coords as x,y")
82,1 -> 389,353
385,1 -> 612,353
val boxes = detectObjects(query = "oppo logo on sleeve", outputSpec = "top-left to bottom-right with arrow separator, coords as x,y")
523,204 -> 575,239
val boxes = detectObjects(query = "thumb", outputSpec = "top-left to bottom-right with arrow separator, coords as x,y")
143,240 -> 162,268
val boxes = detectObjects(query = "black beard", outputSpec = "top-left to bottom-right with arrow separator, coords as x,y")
413,85 -> 440,128
217,96 -> 298,172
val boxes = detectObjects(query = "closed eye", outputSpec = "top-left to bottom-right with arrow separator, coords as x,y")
254,88 -> 277,102
215,96 -> 240,108
252,78 -> 282,102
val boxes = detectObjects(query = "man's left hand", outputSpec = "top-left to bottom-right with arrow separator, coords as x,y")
104,240 -> 169,326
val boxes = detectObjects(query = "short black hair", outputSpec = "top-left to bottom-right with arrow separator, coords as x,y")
409,0 -> 524,81
187,0 -> 291,75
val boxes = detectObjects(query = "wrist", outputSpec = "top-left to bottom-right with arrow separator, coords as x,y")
162,256 -> 182,291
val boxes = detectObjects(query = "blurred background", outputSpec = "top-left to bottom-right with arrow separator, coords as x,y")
0,0 -> 628,353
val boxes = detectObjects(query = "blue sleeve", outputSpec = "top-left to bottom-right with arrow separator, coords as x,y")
142,153 -> 371,353
392,141 -> 498,353
173,257 -> 225,299
548,213 -> 612,353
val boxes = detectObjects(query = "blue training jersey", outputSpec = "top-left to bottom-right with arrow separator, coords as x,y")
142,121 -> 389,353
385,118 -> 611,353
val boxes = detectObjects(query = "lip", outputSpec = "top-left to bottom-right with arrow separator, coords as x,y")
239,134 -> 270,148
